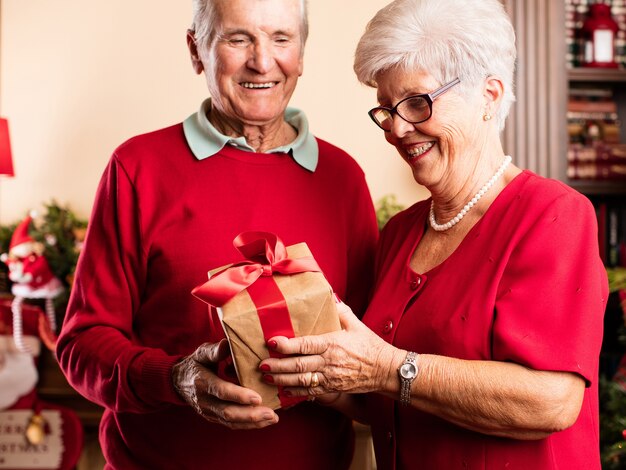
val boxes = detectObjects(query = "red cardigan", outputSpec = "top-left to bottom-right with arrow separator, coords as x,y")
364,171 -> 607,470
56,123 -> 378,469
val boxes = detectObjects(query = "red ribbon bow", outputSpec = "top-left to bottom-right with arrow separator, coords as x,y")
191,231 -> 321,307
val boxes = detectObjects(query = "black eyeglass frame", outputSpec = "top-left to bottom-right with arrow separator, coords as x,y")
368,77 -> 461,131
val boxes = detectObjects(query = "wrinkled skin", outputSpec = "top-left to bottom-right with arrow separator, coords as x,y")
172,339 -> 279,430
260,303 -> 400,398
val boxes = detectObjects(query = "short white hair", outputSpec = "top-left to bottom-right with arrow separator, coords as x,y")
190,0 -> 309,52
354,0 -> 516,130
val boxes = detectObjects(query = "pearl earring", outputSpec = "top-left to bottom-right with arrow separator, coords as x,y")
483,113 -> 492,121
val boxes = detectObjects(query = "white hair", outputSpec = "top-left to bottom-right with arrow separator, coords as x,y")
190,0 -> 309,52
354,0 -> 516,130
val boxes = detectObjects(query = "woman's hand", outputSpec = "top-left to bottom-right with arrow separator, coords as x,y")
172,339 -> 279,430
259,302 -> 404,398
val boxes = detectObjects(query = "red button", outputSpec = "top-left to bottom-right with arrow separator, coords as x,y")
410,277 -> 422,289
383,320 -> 393,334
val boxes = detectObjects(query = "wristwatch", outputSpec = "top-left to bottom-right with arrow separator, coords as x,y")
398,351 -> 418,406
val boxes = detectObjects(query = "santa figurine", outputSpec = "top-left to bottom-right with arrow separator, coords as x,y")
0,212 -> 63,352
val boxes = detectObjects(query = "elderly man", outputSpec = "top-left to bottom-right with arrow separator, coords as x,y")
56,0 -> 378,468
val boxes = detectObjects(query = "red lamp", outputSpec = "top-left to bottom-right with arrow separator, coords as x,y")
0,117 -> 15,177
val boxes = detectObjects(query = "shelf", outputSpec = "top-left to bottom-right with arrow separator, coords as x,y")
567,180 -> 626,196
568,67 -> 626,83
566,67 -> 626,197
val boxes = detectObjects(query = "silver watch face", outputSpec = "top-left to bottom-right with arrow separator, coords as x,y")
400,362 -> 417,380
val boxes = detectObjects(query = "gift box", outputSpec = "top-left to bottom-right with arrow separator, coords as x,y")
192,231 -> 340,410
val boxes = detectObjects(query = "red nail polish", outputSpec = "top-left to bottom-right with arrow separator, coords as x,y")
259,364 -> 271,372
283,390 -> 292,397
263,374 -> 274,383
267,339 -> 278,350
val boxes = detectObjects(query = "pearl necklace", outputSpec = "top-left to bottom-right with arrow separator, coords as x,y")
429,155 -> 512,232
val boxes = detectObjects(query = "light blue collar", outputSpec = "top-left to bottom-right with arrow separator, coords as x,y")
183,98 -> 318,172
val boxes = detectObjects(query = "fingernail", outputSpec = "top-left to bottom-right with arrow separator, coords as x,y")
283,390 -> 292,397
334,293 -> 342,303
262,412 -> 275,420
263,374 -> 274,383
259,363 -> 271,372
267,339 -> 278,350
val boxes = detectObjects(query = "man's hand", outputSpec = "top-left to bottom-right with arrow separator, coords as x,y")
172,339 -> 279,430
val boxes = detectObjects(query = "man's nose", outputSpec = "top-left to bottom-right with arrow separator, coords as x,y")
247,40 -> 273,73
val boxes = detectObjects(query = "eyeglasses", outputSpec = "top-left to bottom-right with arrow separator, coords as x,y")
368,78 -> 461,131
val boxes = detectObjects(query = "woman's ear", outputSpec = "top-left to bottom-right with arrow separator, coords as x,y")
187,30 -> 204,75
483,76 -> 504,117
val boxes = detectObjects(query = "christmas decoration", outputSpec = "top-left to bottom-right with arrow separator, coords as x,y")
0,202 -> 87,468
600,373 -> 626,469
0,300 -> 83,469
0,201 -> 87,326
0,212 -> 63,352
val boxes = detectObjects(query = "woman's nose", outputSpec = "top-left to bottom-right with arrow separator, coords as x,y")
389,113 -> 415,138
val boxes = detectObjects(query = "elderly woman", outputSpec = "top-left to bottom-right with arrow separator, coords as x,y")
261,0 -> 608,468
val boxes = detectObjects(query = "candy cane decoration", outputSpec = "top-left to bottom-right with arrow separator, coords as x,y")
45,298 -> 57,333
10,296 -> 30,353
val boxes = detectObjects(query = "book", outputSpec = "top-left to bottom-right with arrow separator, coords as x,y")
568,99 -> 618,114
567,161 -> 626,180
608,204 -> 620,267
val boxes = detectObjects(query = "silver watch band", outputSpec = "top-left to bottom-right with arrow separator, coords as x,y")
399,351 -> 417,406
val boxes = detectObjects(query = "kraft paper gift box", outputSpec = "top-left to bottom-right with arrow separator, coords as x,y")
192,231 -> 340,410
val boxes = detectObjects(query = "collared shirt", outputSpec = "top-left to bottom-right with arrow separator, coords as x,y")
183,98 -> 319,172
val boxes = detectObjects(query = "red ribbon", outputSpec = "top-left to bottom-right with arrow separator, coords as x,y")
192,231 -> 321,307
192,231 -> 320,407
247,277 -> 303,407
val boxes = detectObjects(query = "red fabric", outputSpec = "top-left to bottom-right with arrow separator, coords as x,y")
0,299 -> 56,350
363,171 -> 608,470
17,254 -> 56,289
56,123 -> 378,469
0,300 -> 42,338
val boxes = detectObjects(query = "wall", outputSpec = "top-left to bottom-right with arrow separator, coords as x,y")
0,0 -> 428,224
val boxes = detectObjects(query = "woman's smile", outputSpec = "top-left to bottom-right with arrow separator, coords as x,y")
405,141 -> 434,161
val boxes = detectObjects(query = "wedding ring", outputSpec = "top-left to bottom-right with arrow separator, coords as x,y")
310,372 -> 320,388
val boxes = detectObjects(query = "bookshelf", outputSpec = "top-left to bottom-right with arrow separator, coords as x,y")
561,1 -> 626,385
563,68 -> 626,196
561,0 -> 626,275
503,0 -> 625,267
566,68 -> 626,196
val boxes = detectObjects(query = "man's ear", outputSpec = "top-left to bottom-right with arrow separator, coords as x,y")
187,30 -> 204,75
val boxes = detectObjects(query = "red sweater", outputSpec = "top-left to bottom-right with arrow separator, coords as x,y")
56,123 -> 378,469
